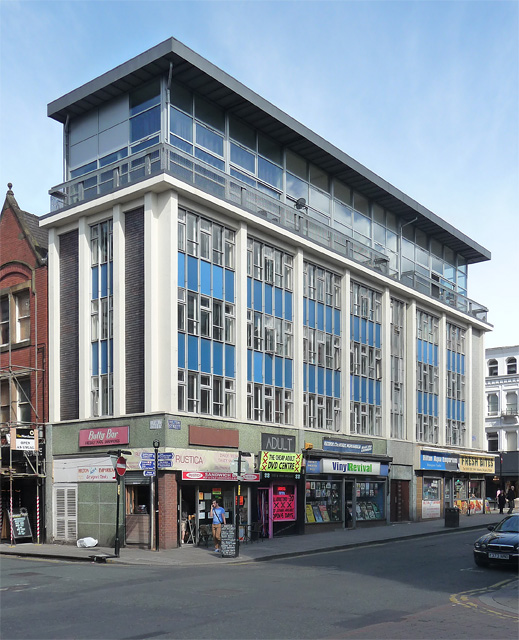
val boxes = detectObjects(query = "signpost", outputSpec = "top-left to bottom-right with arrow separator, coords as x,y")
107,448 -> 131,557
153,440 -> 160,552
234,451 -> 251,558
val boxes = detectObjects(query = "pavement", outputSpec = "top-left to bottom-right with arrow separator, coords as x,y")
0,510 -> 515,567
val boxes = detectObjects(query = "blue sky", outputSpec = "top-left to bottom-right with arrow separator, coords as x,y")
1,0 -> 517,347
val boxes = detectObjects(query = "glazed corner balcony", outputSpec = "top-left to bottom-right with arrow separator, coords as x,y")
49,141 -> 488,322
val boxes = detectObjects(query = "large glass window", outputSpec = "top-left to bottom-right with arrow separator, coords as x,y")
0,288 -> 31,347
177,208 -> 236,417
305,481 -> 341,523
355,480 -> 385,521
130,80 -> 161,147
390,298 -> 405,439
445,323 -> 466,446
91,219 -> 113,417
416,310 -> 439,443
350,282 -> 382,436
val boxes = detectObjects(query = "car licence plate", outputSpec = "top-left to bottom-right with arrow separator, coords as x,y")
488,552 -> 509,560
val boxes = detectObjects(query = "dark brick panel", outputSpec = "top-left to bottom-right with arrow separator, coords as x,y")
125,208 -> 144,414
59,230 -> 79,420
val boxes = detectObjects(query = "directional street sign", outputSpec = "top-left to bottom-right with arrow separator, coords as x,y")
143,469 -> 156,476
139,461 -> 155,469
158,452 -> 173,459
157,461 -> 172,468
140,452 -> 155,460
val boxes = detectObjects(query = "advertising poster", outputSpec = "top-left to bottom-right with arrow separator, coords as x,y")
272,494 -> 296,521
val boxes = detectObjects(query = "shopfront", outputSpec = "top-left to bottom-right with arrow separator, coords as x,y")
257,451 -> 304,538
418,450 -> 495,519
305,448 -> 391,529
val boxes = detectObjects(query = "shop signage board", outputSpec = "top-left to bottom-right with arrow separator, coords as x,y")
126,448 -> 255,474
79,426 -> 129,447
321,459 -> 382,476
421,500 -> 441,519
420,451 -> 458,471
78,464 -> 115,482
322,438 -> 373,455
54,457 -> 115,482
261,433 -> 296,452
458,455 -> 495,474
305,460 -> 320,474
259,451 -> 302,473
181,471 -> 260,482
220,524 -> 236,557
10,427 -> 38,451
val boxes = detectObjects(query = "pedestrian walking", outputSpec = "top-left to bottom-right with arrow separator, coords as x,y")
210,499 -> 226,553
497,488 -> 506,514
506,485 -> 516,514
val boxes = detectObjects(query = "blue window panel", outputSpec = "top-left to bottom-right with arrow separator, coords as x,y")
434,345 -> 438,367
446,398 -> 451,419
187,256 -> 198,292
213,341 -> 223,376
434,395 -> 438,418
326,306 -> 332,333
285,359 -> 293,389
317,303 -> 324,331
461,354 -> 465,375
334,310 -> 341,336
368,322 -> 374,347
375,323 -> 381,348
361,377 -> 367,403
225,270 -> 235,303
326,370 -> 332,396
109,339 -> 113,372
92,343 -> 99,376
376,381 -> 381,406
254,279 -> 262,311
247,277 -> 252,309
178,252 -> 186,287
308,364 -> 315,393
417,339 -> 422,363
200,261 -> 211,296
303,299 -> 307,326
428,343 -> 433,367
276,357 -> 284,388
225,345 -> 235,379
308,300 -> 316,328
304,363 -> 308,391
368,379 -> 374,404
417,391 -> 423,414
361,319 -> 367,344
92,267 -> 99,300
201,338 -> 211,373
178,333 -> 186,368
353,316 -> 360,342
318,366 -> 324,395
254,351 -> 263,383
265,354 -> 273,386
353,375 -> 360,402
109,262 -> 113,295
285,291 -> 293,321
101,340 -> 108,375
188,335 -> 199,371
265,284 -> 273,315
212,265 -> 223,299
247,349 -> 252,381
101,264 -> 108,297
275,287 -> 283,318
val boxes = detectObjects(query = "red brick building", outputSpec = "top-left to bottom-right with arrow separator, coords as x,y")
1,184 -> 48,543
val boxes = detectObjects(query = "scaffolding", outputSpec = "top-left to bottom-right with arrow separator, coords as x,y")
1,275 -> 46,545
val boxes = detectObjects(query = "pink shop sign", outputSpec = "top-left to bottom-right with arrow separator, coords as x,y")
79,426 -> 129,447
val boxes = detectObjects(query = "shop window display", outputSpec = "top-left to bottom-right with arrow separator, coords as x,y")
356,481 -> 385,521
305,481 -> 341,523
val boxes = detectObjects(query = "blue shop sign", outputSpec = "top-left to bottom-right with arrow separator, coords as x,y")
420,451 -> 459,471
305,460 -> 321,474
322,438 -> 373,455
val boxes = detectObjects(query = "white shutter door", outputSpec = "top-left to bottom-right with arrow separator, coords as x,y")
54,484 -> 77,541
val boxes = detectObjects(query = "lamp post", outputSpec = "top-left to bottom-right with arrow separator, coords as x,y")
108,449 -> 131,557
235,451 -> 251,558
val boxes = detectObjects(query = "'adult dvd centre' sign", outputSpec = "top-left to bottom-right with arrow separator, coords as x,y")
259,451 -> 302,473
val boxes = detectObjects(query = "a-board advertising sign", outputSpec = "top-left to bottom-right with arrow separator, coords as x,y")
10,508 -> 33,541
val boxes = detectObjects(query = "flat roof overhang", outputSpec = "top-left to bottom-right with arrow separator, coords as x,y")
48,37 -> 490,265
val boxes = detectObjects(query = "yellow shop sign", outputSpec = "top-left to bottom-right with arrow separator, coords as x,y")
260,451 -> 303,473
458,455 -> 495,474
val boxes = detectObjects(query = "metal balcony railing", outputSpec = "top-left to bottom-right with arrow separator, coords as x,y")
49,142 -> 488,322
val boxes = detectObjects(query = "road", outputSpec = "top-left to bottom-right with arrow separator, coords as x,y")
1,529 -> 517,640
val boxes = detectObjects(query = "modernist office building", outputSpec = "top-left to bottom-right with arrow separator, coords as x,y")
42,38 -> 494,548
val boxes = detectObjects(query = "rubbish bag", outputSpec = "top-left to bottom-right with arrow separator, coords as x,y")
77,537 -> 98,548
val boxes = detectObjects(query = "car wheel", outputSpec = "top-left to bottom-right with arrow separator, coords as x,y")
474,555 -> 488,567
